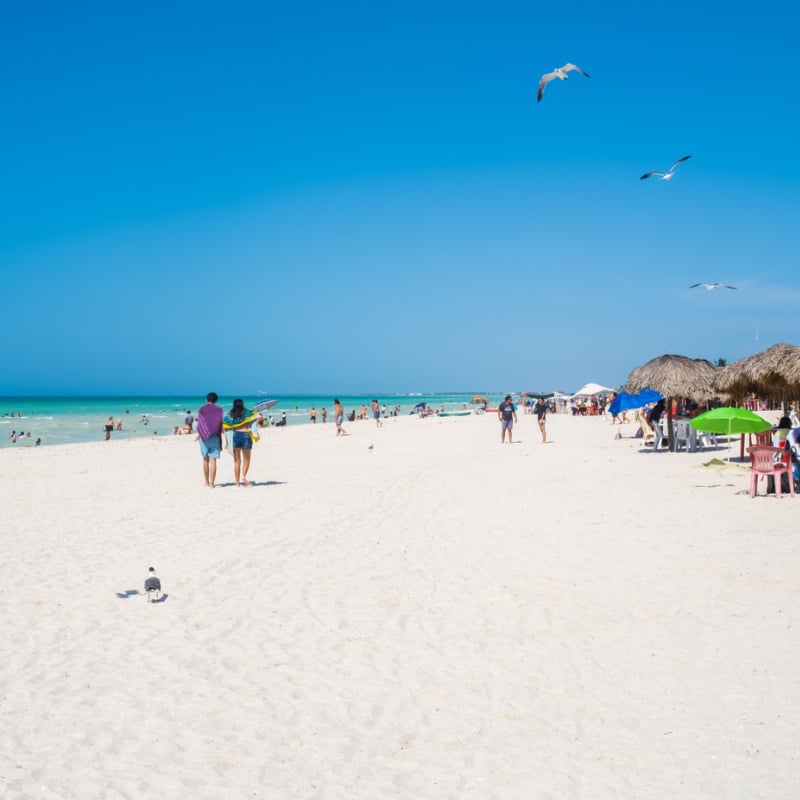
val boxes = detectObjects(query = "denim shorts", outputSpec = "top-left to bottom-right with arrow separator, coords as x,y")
232,431 -> 253,450
199,434 -> 221,459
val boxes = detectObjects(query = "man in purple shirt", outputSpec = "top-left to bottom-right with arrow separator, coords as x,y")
197,392 -> 224,487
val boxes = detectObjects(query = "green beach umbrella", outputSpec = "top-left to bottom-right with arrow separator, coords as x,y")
689,407 -> 771,435
689,407 -> 771,460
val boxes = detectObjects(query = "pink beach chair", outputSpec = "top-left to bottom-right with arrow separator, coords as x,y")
747,445 -> 795,499
740,429 -> 774,460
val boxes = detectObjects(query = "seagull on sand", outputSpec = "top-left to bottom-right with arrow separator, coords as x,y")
689,283 -> 738,290
144,567 -> 161,601
640,155 -> 692,181
537,63 -> 590,102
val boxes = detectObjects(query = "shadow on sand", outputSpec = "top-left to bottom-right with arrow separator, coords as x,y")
115,590 -> 169,603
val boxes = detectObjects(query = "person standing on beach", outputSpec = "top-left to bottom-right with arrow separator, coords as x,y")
104,417 -> 114,441
534,397 -> 547,443
225,398 -> 254,486
371,399 -> 383,427
334,399 -> 346,436
197,392 -> 223,488
310,406 -> 317,424
322,407 -> 328,423
647,399 -> 665,428
498,395 -> 517,443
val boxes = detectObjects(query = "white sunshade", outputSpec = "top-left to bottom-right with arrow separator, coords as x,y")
570,382 -> 614,397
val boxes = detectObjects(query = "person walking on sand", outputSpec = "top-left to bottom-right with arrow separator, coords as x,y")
196,391 -> 223,488
334,399 -> 346,436
535,397 -> 547,443
224,398 -> 255,486
371,399 -> 383,427
498,395 -> 517,443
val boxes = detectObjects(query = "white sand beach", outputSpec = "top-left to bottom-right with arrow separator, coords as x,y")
2,412 -> 799,799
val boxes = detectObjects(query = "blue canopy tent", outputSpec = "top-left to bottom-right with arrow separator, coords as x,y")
608,388 -> 662,417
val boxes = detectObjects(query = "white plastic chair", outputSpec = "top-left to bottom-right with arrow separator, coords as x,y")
672,421 -> 694,452
697,431 -> 718,450
651,418 -> 668,451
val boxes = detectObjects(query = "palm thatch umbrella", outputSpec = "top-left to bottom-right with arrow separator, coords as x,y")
715,342 -> 800,408
625,354 -> 719,448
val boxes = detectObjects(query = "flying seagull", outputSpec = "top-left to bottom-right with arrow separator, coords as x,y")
144,566 -> 161,601
640,155 -> 692,181
537,63 -> 590,102
689,283 -> 737,290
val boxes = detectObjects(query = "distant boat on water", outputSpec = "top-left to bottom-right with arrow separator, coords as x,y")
437,409 -> 472,417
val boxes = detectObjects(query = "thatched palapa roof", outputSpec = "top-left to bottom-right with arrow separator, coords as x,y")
715,342 -> 800,401
625,354 -> 718,401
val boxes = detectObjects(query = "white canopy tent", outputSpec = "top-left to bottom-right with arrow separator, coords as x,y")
569,382 -> 614,398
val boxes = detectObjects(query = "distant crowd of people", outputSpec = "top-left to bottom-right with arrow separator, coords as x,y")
307,402 -> 399,426
4,410 -> 40,445
6,430 -> 41,446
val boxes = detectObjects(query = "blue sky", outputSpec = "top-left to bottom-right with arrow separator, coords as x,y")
2,1 -> 798,395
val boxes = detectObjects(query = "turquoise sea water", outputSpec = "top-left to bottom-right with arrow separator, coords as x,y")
0,393 -> 503,448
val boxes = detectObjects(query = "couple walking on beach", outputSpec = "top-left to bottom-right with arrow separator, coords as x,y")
196,393 -> 255,487
498,395 -> 547,444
